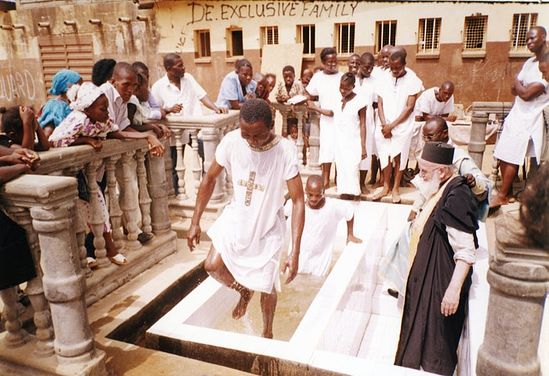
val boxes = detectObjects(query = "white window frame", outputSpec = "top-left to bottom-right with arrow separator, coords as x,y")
417,18 -> 441,57
509,13 -> 537,56
375,20 -> 397,53
194,29 -> 211,61
335,22 -> 355,56
462,15 -> 488,58
297,24 -> 315,58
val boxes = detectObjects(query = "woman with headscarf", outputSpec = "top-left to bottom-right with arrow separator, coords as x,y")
37,69 -> 82,138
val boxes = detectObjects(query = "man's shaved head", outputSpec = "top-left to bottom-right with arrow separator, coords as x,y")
441,81 -> 454,92
306,175 -> 324,191
423,116 -> 449,143
531,26 -> 547,39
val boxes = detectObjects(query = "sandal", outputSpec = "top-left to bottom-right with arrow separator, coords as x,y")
87,256 -> 98,269
109,253 -> 128,266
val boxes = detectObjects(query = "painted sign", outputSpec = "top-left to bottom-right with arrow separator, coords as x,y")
187,1 -> 360,25
0,69 -> 37,104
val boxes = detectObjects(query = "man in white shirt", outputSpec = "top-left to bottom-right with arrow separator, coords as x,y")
415,82 -> 456,122
187,99 -> 304,339
492,27 -> 549,208
373,49 -> 423,204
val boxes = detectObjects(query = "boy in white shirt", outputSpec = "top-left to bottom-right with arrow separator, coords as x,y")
285,175 -> 362,277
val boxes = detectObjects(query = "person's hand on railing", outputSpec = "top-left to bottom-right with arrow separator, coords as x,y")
187,223 -> 201,251
87,139 -> 103,152
166,103 -> 183,114
151,123 -> 173,140
1,148 -> 39,170
146,134 -> 165,157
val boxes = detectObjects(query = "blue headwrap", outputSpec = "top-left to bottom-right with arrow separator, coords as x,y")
49,69 -> 81,95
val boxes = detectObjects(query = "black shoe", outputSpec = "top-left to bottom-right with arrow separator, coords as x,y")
137,232 -> 154,244
387,288 -> 399,299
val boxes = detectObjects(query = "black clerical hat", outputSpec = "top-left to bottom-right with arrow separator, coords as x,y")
421,142 -> 454,165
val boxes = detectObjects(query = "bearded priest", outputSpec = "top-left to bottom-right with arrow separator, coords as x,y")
394,142 -> 479,375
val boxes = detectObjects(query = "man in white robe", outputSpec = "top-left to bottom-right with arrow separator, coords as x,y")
284,175 -> 361,277
492,26 -> 549,208
187,99 -> 305,339
373,49 -> 423,203
306,47 -> 343,188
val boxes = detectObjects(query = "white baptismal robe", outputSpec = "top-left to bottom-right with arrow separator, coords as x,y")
285,198 -> 354,277
208,130 -> 299,293
414,87 -> 454,118
306,71 -> 343,163
375,71 -> 423,170
332,94 -> 368,195
494,57 -> 549,165
355,76 -> 378,166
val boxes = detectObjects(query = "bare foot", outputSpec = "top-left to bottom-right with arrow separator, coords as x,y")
489,193 -> 509,209
360,185 -> 369,194
392,190 -> 401,204
371,187 -> 390,201
262,331 -> 273,339
232,289 -> 254,319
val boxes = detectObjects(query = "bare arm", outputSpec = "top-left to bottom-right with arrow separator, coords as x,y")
187,160 -> 224,251
200,95 -> 227,113
513,80 -> 545,102
441,260 -> 472,316
281,174 -> 305,284
19,107 -> 36,150
228,99 -> 243,110
34,121 -> 50,151
388,94 -> 417,130
0,164 -> 31,185
307,103 -> 334,117
359,106 -> 366,159
377,96 -> 387,125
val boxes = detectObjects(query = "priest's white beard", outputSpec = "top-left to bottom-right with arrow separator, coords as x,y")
412,171 -> 441,199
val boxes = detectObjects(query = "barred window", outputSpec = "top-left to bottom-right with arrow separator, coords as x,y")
463,15 -> 488,51
297,24 -> 315,56
261,26 -> 279,48
510,13 -> 537,52
194,30 -> 211,59
335,23 -> 355,55
418,18 -> 441,54
375,21 -> 397,53
226,28 -> 243,57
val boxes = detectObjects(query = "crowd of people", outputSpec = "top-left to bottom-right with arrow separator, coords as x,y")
0,22 -> 547,376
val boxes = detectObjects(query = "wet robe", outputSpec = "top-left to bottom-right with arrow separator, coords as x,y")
395,176 -> 478,375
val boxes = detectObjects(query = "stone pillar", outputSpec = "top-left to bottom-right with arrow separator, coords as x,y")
30,203 -> 102,368
468,106 -> 488,169
296,109 -> 305,168
146,152 -> 172,235
477,259 -> 548,376
202,127 -> 225,203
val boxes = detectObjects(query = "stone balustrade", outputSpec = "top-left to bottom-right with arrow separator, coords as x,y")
0,174 -> 106,375
160,111 -> 240,219
8,139 -> 177,305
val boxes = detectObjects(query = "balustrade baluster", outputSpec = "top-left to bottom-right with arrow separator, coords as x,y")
63,166 -> 91,276
7,207 -> 54,356
136,150 -> 153,235
119,152 -> 141,250
164,138 -> 176,198
146,150 -> 172,235
202,128 -> 225,203
106,156 -> 124,250
0,287 -> 27,347
308,110 -> 321,170
86,161 -> 110,267
190,129 -> 202,195
173,129 -> 187,200
296,110 -> 305,167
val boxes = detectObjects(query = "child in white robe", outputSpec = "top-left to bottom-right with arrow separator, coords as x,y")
284,175 -> 361,277
309,73 -> 367,198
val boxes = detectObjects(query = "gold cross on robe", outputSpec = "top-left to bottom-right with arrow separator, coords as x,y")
237,171 -> 265,206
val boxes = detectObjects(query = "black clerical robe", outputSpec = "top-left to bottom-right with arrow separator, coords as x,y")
395,176 -> 478,375
0,210 -> 36,290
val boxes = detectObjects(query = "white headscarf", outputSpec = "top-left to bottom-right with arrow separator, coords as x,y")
70,82 -> 104,112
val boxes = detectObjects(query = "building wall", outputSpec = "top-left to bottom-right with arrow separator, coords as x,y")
0,0 -> 547,109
